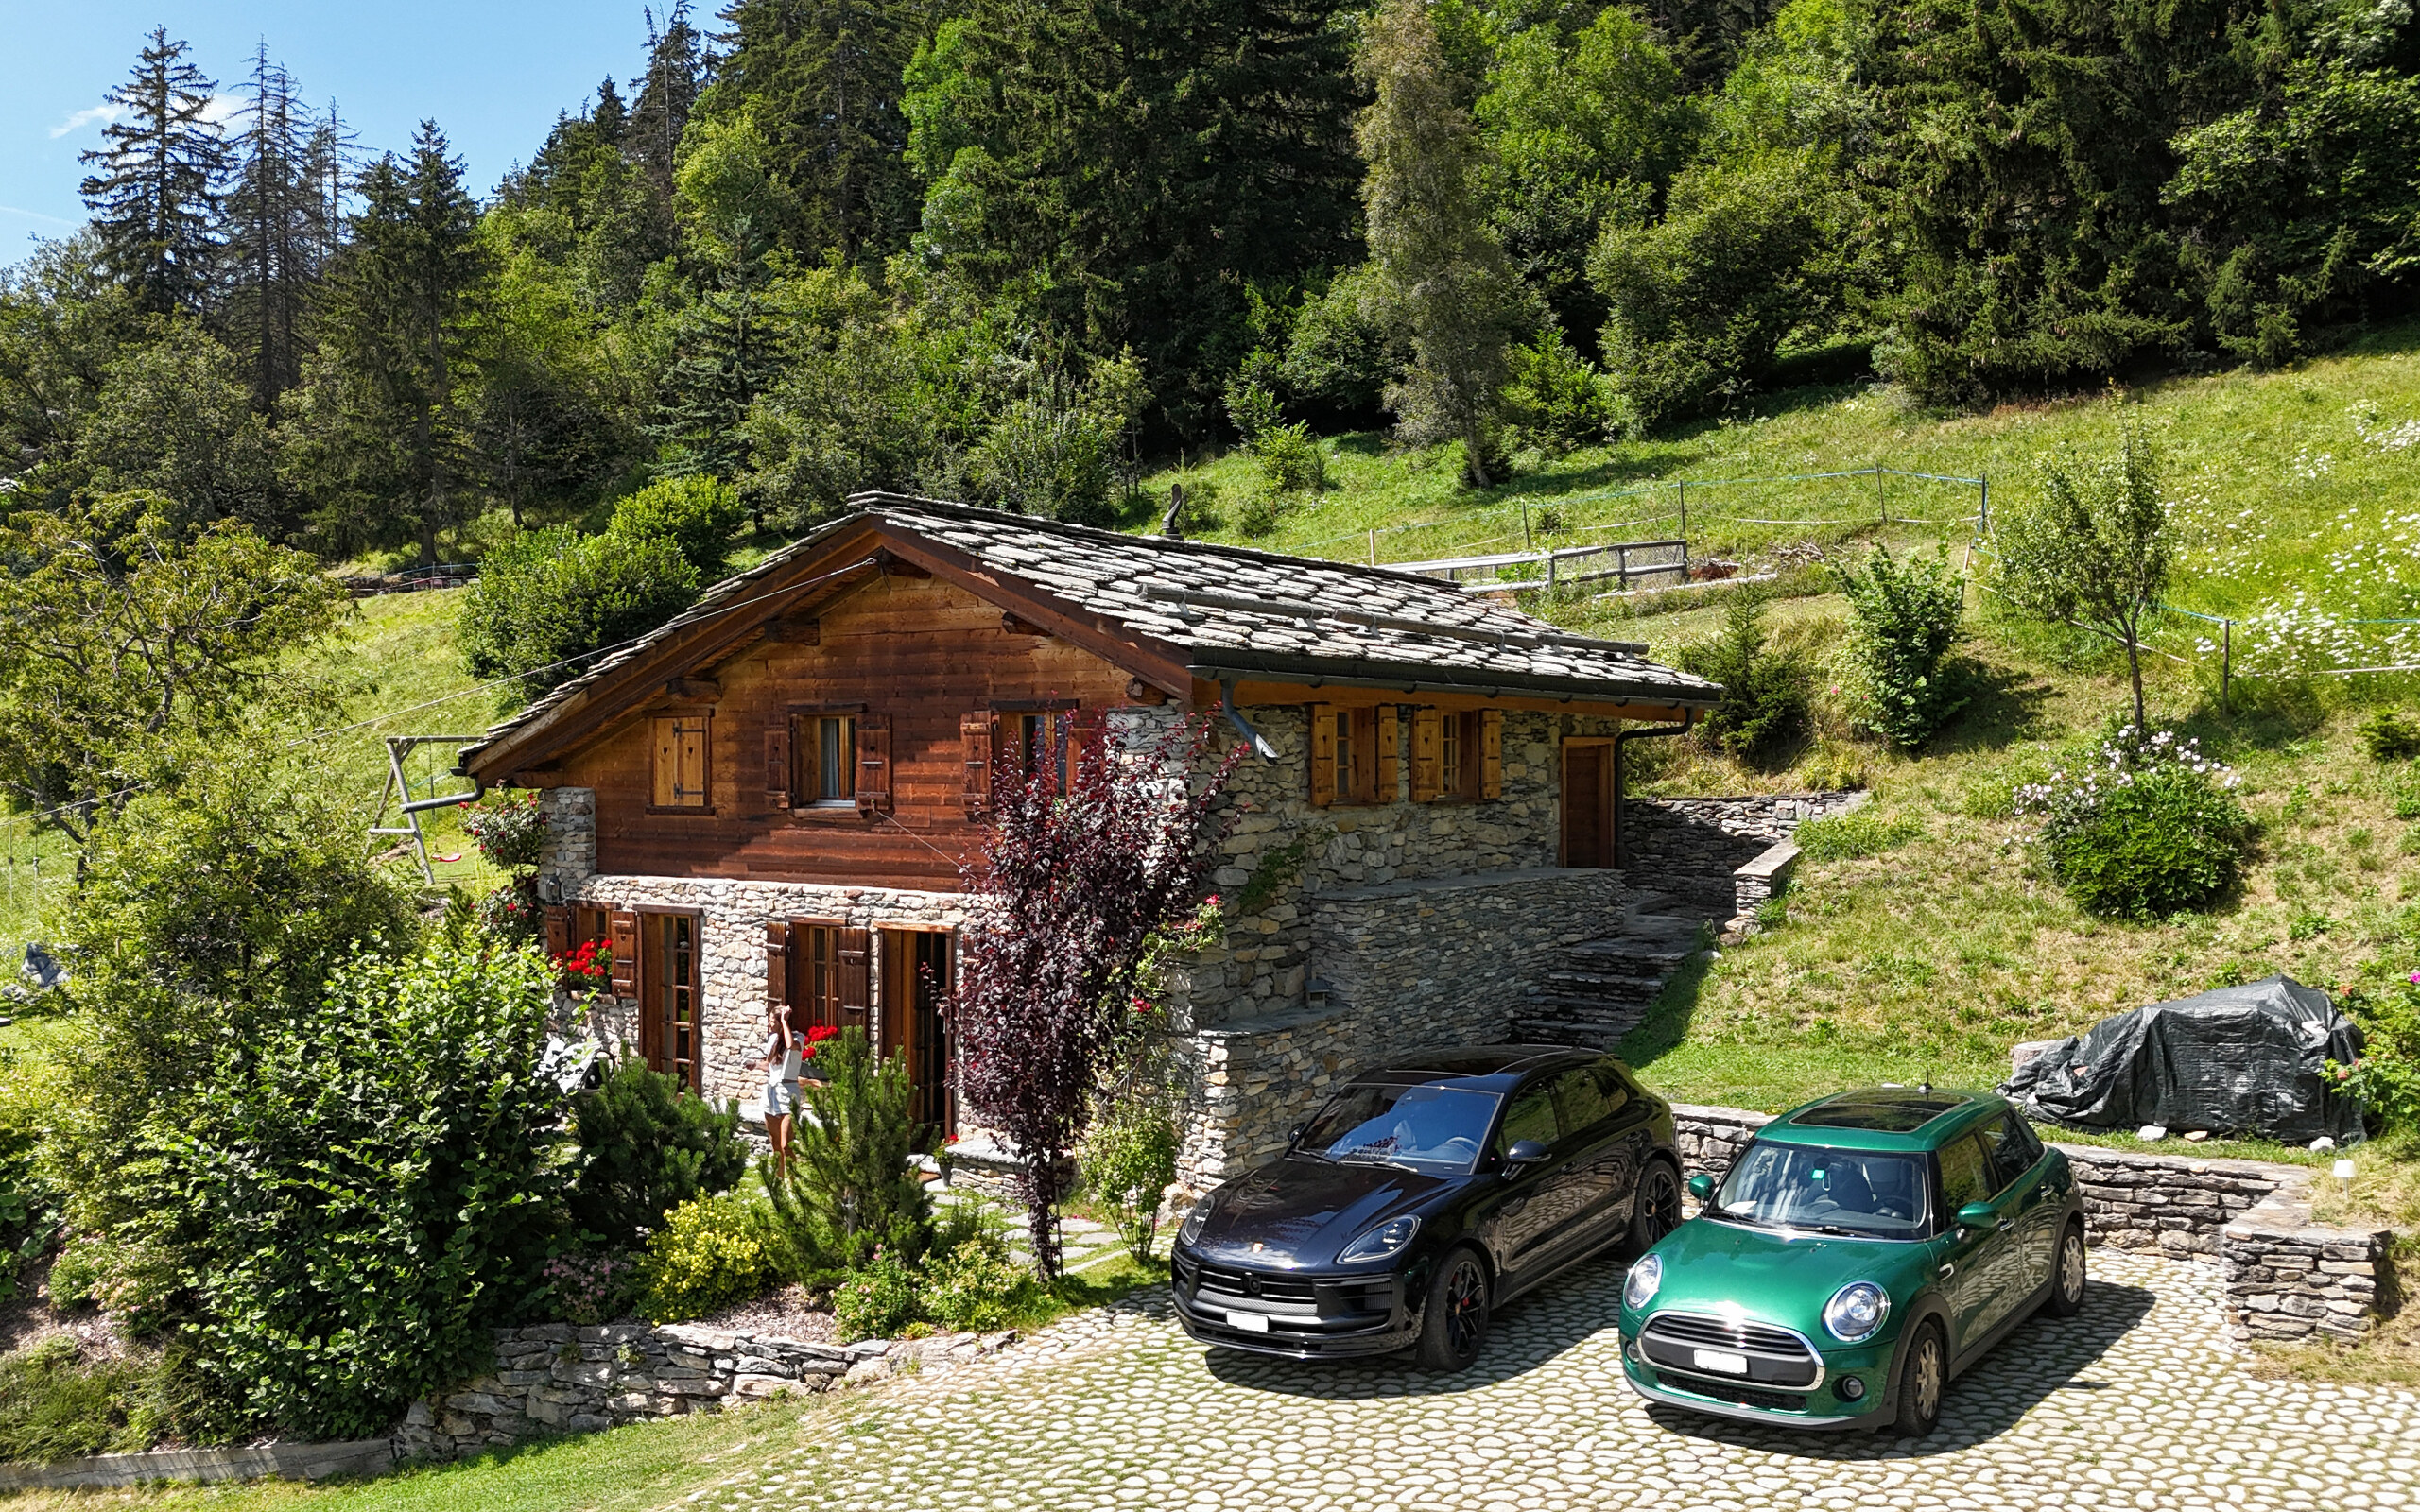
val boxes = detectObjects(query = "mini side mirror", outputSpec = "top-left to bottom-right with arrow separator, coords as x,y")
1956,1200 -> 1997,1230
1686,1173 -> 1716,1201
1505,1139 -> 1550,1168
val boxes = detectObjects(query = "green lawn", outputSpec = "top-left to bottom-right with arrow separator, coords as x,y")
1146,322 -> 2420,650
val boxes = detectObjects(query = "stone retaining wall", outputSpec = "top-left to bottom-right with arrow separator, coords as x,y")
1622,793 -> 1863,915
1171,866 -> 1631,1189
396,1320 -> 1014,1462
1668,1103 -> 2396,1340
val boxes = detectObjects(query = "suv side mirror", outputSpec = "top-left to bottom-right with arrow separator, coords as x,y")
1505,1139 -> 1550,1170
1686,1173 -> 1716,1201
1956,1200 -> 1997,1230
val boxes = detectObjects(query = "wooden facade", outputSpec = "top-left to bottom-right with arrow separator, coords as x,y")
525,572 -> 1136,890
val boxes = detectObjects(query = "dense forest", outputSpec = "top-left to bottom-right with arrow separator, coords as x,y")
3,0 -> 2416,578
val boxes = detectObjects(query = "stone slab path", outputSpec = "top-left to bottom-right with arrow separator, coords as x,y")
675,1251 -> 2419,1511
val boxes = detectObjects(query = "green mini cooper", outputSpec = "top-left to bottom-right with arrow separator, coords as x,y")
1617,1088 -> 2086,1435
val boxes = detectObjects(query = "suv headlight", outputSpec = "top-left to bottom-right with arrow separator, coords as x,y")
1177,1194 -> 1216,1246
1338,1215 -> 1419,1263
1624,1253 -> 1662,1311
1823,1281 -> 1890,1343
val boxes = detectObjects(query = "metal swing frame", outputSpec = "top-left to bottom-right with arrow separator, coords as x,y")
369,735 -> 486,884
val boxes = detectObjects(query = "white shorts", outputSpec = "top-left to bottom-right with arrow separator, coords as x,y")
765,1077 -> 801,1118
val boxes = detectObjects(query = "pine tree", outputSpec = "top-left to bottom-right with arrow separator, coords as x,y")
291,122 -> 492,565
632,2 -> 709,197
222,46 -> 323,410
78,27 -> 231,318
710,0 -> 923,261
1357,0 -> 1522,487
902,0 -> 1360,433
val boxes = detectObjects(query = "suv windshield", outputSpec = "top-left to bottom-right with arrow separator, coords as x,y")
1297,1083 -> 1501,1173
1712,1142 -> 1929,1237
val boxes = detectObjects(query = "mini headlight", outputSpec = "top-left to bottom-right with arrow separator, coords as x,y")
1177,1194 -> 1216,1246
1623,1253 -> 1663,1311
1339,1214 -> 1420,1263
1823,1280 -> 1890,1343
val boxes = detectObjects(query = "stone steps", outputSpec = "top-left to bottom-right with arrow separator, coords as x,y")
1514,903 -> 1710,1052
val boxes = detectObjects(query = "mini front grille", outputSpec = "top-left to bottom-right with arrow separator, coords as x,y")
1644,1314 -> 1809,1356
1641,1313 -> 1822,1389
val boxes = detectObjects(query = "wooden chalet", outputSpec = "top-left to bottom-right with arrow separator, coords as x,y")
458,493 -> 1720,1182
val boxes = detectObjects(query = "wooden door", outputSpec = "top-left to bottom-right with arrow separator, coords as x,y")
1563,744 -> 1614,868
880,929 -> 954,1134
641,912 -> 703,1092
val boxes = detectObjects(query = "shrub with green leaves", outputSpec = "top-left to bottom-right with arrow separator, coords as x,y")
2014,729 -> 2251,919
833,1245 -> 921,1344
608,475 -> 744,579
2330,974 -> 2420,1133
1500,327 -> 1623,455
636,1191 -> 777,1325
461,788 -> 546,871
568,1059 -> 749,1249
165,942 -> 569,1439
1078,1098 -> 1179,1263
459,525 -> 700,694
761,1028 -> 932,1283
923,1230 -> 1036,1332
2360,710 -> 2420,762
1673,591 -> 1810,765
1829,544 -> 1967,747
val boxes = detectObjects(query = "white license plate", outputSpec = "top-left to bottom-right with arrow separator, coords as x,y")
1693,1349 -> 1751,1376
1225,1310 -> 1271,1333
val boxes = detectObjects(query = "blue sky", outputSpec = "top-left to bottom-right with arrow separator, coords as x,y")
0,3 -> 659,251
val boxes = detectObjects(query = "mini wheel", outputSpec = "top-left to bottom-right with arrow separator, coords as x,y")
1892,1319 -> 1945,1436
2044,1219 -> 2087,1317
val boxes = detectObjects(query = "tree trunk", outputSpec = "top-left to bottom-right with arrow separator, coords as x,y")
1461,415 -> 1491,489
2125,636 -> 2147,733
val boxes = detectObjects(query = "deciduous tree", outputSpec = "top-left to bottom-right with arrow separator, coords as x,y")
952,712 -> 1236,1275
1996,425 -> 2175,733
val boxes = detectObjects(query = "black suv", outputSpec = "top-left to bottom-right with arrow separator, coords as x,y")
1170,1045 -> 1682,1370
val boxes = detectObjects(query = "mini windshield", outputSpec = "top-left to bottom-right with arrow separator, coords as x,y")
1712,1142 -> 1929,1237
1297,1083 -> 1501,1173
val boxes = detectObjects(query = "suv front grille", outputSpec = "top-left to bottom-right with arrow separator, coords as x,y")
1176,1261 -> 1396,1336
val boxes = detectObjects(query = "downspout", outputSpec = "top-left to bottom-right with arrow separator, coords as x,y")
1219,680 -> 1279,762
1611,712 -> 1696,868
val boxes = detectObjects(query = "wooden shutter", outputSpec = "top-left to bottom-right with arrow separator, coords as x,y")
1308,703 -> 1338,807
544,905 -> 571,957
1411,709 -> 1443,802
766,921 -> 789,1012
608,910 -> 639,996
838,926 -> 873,1025
764,718 -> 790,809
651,718 -> 678,806
960,712 -> 994,816
856,713 -> 892,816
1479,711 -> 1504,799
1375,705 -> 1400,801
677,717 -> 709,806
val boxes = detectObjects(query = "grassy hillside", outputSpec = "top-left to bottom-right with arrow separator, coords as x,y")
1145,323 -> 2420,660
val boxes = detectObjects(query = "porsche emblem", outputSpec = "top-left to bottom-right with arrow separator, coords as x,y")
1251,1242 -> 1264,1253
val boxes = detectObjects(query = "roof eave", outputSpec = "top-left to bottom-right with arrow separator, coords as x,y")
1185,649 -> 1723,710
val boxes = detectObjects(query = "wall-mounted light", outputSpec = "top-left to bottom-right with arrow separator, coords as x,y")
1306,977 -> 1333,1011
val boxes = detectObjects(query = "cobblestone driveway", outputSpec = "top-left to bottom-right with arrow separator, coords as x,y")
682,1251 -> 2419,1511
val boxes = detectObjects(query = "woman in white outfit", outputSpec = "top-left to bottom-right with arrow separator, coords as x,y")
762,1003 -> 803,1175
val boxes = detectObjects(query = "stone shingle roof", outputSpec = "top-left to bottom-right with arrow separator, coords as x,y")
461,492 -> 1718,768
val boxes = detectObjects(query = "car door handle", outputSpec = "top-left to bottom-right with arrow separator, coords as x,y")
1996,1218 -> 2015,1233
1937,1263 -> 1955,1280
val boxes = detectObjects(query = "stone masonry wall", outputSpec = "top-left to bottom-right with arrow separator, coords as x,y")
1622,793 -> 1864,916
1171,867 -> 1633,1191
396,1321 -> 1012,1462
1668,1104 -> 2395,1339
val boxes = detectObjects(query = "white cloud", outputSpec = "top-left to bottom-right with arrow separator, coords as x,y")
199,94 -> 247,130
49,104 -> 124,139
